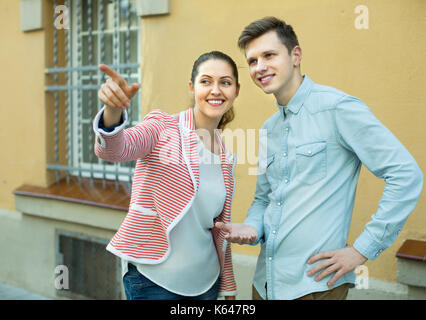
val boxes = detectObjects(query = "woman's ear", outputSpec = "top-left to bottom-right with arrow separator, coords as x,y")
188,81 -> 195,95
236,83 -> 240,97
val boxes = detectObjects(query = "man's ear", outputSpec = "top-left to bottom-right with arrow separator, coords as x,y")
292,45 -> 303,67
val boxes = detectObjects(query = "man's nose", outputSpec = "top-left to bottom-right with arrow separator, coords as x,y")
256,59 -> 268,73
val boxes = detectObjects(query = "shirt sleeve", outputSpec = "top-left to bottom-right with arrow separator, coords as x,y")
243,127 -> 271,245
334,96 -> 423,260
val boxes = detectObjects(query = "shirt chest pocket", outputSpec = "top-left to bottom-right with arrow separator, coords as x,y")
295,141 -> 327,185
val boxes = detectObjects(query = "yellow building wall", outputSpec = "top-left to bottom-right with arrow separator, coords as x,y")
0,0 -> 424,285
0,0 -> 49,210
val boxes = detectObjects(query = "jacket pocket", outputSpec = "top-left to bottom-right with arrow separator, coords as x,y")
130,204 -> 159,216
295,141 -> 327,185
120,204 -> 159,246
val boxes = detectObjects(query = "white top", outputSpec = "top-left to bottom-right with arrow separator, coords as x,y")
121,134 -> 226,296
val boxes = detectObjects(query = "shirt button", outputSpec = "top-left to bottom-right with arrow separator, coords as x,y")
269,257 -> 273,261
277,202 -> 281,206
284,179 -> 289,183
272,230 -> 276,234
283,152 -> 287,157
285,128 -> 289,132
308,150 -> 312,155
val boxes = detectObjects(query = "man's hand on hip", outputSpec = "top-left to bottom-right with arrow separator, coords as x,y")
307,246 -> 368,287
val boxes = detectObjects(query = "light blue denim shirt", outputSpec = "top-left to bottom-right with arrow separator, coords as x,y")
245,75 -> 423,300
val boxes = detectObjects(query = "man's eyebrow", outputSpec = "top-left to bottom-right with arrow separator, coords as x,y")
247,50 -> 276,62
263,50 -> 276,55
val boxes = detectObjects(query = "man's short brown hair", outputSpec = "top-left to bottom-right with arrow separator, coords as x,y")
238,16 -> 299,54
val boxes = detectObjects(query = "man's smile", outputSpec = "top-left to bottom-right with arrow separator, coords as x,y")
258,74 -> 275,85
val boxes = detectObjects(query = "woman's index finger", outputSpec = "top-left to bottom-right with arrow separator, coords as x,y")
99,64 -> 124,84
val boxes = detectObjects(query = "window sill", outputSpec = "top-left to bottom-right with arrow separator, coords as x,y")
396,239 -> 426,288
13,176 -> 130,230
396,239 -> 426,262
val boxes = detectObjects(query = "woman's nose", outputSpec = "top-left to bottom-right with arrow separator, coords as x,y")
210,83 -> 221,95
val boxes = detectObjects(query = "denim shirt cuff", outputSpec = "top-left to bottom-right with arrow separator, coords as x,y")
353,230 -> 386,261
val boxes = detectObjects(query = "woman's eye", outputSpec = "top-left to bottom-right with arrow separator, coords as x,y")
200,79 -> 210,85
222,81 -> 232,86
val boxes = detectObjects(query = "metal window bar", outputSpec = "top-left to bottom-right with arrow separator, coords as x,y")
53,0 -> 60,184
65,0 -> 72,185
46,0 -> 141,192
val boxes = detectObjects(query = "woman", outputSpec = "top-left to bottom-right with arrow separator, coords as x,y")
93,51 -> 240,300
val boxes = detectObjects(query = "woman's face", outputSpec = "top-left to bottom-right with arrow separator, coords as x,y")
189,59 -> 239,124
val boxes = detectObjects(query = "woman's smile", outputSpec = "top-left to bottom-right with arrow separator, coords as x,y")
207,99 -> 225,107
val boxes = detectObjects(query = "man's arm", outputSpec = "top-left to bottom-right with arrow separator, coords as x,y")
242,164 -> 272,245
308,95 -> 423,286
336,96 -> 423,260
215,129 -> 272,245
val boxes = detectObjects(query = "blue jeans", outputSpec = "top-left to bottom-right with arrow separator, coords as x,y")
123,263 -> 220,300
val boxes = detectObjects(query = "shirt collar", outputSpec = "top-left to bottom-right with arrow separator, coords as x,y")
276,74 -> 313,116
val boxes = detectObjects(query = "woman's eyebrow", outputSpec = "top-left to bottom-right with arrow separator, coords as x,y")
199,74 -> 233,80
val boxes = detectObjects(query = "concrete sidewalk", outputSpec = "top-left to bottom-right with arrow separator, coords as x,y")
0,279 -> 413,300
0,282 -> 51,300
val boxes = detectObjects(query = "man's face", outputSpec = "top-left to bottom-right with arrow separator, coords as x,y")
245,30 -> 297,97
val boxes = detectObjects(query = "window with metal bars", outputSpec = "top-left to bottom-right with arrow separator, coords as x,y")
55,230 -> 122,300
46,0 -> 141,188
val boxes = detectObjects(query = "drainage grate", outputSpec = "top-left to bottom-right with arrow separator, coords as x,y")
55,230 -> 122,299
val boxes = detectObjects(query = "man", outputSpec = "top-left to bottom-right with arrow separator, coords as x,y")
215,16 -> 423,300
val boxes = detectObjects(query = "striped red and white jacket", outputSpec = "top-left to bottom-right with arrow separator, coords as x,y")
93,106 -> 237,296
